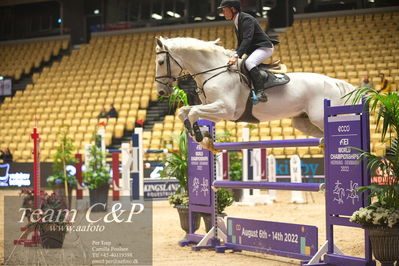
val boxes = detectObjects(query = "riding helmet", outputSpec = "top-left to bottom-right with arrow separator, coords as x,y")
217,0 -> 241,9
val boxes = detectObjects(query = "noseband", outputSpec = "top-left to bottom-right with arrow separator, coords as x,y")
154,50 -> 184,89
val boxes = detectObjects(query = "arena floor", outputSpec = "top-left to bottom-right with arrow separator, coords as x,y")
0,190 -> 369,266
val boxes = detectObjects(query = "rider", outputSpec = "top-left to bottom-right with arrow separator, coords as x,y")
218,0 -> 279,102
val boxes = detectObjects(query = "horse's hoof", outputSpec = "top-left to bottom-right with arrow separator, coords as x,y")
194,131 -> 203,142
195,135 -> 203,142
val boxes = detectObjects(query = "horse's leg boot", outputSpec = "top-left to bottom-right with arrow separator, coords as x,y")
192,122 -> 203,142
249,67 -> 268,102
184,119 -> 194,136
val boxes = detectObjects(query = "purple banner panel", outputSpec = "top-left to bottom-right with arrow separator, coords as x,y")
326,115 -> 364,216
227,217 -> 318,257
188,134 -> 212,206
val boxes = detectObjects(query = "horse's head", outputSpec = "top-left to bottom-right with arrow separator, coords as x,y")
155,36 -> 184,97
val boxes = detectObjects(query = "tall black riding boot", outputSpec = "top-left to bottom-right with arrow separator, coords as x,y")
249,67 -> 268,102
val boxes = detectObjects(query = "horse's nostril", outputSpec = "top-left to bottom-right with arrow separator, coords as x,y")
159,91 -> 165,96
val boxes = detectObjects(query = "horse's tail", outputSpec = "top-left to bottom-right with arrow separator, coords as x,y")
334,78 -> 359,105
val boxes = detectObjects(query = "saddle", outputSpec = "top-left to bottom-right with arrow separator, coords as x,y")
239,59 -> 290,90
233,59 -> 290,124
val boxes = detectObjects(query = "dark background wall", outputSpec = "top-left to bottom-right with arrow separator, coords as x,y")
0,0 -> 397,42
62,0 -> 85,44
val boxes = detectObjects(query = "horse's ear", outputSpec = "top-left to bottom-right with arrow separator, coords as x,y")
156,37 -> 164,49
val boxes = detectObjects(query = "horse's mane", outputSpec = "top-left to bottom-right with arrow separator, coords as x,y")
162,37 -> 234,57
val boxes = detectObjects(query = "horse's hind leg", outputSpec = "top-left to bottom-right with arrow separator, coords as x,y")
292,113 -> 324,138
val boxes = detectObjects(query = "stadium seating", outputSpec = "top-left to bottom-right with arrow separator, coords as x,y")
0,11 -> 397,162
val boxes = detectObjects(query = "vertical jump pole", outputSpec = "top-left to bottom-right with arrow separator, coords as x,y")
121,142 -> 132,197
31,127 -> 40,209
30,127 -> 41,246
112,153 -> 120,201
240,127 -> 255,204
260,148 -> 267,180
131,127 -> 143,200
13,127 -> 41,246
290,154 -> 305,203
75,154 -> 83,200
222,152 -> 229,180
215,150 -> 229,180
267,154 -> 277,201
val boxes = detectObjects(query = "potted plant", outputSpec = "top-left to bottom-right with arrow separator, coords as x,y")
26,192 -> 70,248
346,88 -> 399,265
46,128 -> 77,208
17,188 -> 44,244
83,133 -> 111,212
161,130 -> 201,233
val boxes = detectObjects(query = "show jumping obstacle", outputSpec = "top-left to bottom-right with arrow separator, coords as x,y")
215,127 -> 317,204
75,127 -> 144,204
14,127 -> 41,246
182,99 -> 375,265
75,126 -> 178,203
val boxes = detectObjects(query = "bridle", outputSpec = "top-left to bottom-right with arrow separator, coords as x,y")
155,49 -> 247,98
154,50 -> 184,89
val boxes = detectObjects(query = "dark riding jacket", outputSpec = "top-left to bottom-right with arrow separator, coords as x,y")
235,12 -> 279,58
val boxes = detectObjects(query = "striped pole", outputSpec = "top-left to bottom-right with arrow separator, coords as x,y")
213,180 -> 324,192
214,138 -> 322,150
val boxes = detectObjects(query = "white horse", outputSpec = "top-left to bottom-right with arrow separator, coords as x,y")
155,36 -> 355,145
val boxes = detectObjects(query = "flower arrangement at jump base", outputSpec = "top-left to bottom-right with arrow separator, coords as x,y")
46,128 -> 77,207
20,189 -> 71,248
83,131 -> 111,212
346,87 -> 399,265
350,203 -> 399,228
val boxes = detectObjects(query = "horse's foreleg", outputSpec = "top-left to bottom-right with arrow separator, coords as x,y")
187,102 -> 229,123
187,101 -> 231,143
178,106 -> 192,122
178,106 -> 193,135
183,119 -> 194,137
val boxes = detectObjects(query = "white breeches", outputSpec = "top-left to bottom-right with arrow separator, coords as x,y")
245,46 -> 274,71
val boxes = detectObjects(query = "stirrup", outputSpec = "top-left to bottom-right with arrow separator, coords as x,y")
251,91 -> 259,105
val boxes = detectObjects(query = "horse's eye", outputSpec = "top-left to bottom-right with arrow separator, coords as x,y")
158,59 -> 164,65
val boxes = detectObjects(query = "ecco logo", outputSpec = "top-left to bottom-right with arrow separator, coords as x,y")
338,125 -> 350,132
